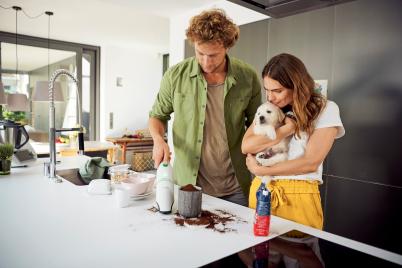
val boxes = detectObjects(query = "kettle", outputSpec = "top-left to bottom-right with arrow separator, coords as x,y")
0,120 -> 30,149
155,163 -> 174,214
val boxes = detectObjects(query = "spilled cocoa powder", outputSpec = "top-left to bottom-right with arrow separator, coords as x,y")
180,184 -> 199,192
174,209 -> 243,233
147,207 -> 158,213
215,209 -> 248,224
147,206 -> 246,233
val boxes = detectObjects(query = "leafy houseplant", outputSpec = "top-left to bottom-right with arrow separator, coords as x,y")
0,143 -> 14,175
2,111 -> 27,124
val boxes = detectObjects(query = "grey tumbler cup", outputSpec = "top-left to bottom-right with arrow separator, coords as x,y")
178,185 -> 202,218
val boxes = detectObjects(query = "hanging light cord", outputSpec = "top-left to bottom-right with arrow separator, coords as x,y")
46,12 -> 54,83
2,6 -> 54,91
0,4 -> 12,9
1,4 -> 46,19
13,6 -> 21,91
22,9 -> 45,19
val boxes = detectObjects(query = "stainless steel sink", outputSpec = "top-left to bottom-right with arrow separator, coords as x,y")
56,168 -> 86,185
55,168 -> 111,186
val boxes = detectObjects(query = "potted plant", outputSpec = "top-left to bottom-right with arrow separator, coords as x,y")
0,143 -> 14,175
2,111 -> 27,124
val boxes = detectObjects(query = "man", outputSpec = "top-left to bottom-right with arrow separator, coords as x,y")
149,9 -> 261,206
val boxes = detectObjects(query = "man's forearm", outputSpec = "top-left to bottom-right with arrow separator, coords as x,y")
149,117 -> 166,142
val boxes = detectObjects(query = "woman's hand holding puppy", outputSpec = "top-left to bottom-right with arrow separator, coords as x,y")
246,153 -> 265,176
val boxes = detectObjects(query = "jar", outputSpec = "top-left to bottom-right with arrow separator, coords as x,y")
108,164 -> 131,184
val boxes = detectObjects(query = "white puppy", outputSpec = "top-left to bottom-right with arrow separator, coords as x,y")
253,102 -> 290,168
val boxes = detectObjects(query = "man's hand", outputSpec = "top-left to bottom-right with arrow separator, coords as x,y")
152,138 -> 171,168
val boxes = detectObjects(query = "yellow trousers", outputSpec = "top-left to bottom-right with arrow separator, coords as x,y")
249,177 -> 323,231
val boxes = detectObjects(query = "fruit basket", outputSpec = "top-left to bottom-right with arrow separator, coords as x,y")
55,136 -> 70,147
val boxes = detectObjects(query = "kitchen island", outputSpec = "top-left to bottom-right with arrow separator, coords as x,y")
0,157 -> 401,268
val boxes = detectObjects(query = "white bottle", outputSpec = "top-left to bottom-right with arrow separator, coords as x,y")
155,163 -> 174,214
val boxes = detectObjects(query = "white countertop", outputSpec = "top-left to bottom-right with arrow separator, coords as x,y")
0,157 -> 401,268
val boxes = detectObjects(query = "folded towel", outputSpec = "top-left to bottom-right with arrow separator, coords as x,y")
79,157 -> 112,184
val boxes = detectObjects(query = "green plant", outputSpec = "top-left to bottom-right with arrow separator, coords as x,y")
0,143 -> 14,160
2,111 -> 27,122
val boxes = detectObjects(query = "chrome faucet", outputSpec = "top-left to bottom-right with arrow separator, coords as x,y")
46,69 -> 85,182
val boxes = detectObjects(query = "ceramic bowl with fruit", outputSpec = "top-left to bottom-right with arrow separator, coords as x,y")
55,136 -> 70,147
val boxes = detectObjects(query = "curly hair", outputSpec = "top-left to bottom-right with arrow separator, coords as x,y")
186,9 -> 239,48
262,53 -> 326,138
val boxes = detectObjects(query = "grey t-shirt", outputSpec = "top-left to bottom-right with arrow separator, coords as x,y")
197,83 -> 241,197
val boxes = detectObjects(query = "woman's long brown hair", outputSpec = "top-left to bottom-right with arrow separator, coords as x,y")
262,53 -> 326,138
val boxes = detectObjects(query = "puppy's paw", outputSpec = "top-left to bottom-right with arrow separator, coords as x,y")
266,125 -> 276,140
256,151 -> 276,166
256,155 -> 265,166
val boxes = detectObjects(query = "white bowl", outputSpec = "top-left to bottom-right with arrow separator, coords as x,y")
121,173 -> 155,196
130,172 -> 156,193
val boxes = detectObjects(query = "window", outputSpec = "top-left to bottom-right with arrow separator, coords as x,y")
0,31 -> 100,140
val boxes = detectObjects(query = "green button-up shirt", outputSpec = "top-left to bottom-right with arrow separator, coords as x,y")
149,56 -> 261,196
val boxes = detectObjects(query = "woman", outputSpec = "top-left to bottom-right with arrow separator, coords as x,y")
242,53 -> 344,230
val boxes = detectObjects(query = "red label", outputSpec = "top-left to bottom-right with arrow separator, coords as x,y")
253,214 -> 270,236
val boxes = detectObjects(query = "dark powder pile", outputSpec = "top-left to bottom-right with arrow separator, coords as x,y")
215,209 -> 248,224
174,210 -> 242,233
147,207 -> 247,233
180,184 -> 199,192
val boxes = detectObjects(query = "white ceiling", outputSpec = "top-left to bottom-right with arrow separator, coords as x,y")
0,0 -> 220,51
94,0 -> 220,17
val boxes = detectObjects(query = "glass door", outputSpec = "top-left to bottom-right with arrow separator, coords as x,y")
82,49 -> 98,140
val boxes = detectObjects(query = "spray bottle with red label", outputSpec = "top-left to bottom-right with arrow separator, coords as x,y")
253,178 -> 271,236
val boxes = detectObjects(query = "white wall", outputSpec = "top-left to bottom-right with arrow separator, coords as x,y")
100,46 -> 164,140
